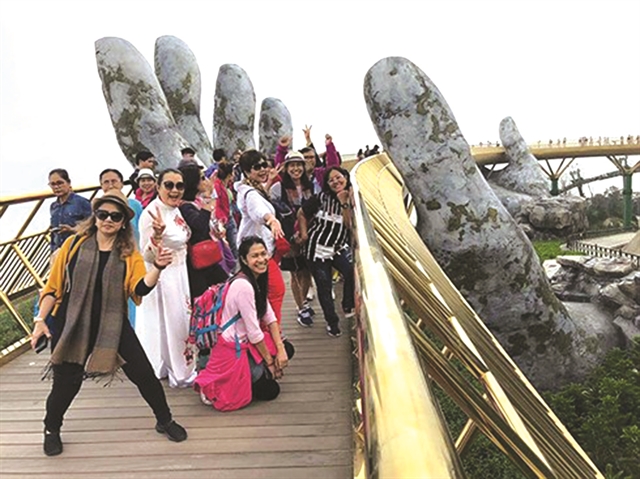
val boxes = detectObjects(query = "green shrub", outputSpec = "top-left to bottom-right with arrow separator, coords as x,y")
0,294 -> 34,349
544,338 -> 640,478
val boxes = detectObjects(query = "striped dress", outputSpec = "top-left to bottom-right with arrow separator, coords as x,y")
302,192 -> 350,261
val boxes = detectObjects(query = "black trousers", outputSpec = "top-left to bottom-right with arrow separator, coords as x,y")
251,340 -> 295,401
44,321 -> 172,433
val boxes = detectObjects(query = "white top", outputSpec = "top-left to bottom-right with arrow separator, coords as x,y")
235,182 -> 276,254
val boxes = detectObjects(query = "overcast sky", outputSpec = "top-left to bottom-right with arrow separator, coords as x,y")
1,0 -> 639,198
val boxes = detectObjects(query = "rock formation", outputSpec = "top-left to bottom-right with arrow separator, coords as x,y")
484,117 -> 588,238
154,35 -> 213,165
95,37 -> 189,170
548,255 -> 639,346
212,64 -> 256,154
259,98 -> 292,159
363,56 -> 611,389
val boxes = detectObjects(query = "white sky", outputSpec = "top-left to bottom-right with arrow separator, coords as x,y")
1,0 -> 639,199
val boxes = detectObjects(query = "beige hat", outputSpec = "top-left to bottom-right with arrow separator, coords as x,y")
284,150 -> 305,164
93,190 -> 135,220
136,168 -> 156,181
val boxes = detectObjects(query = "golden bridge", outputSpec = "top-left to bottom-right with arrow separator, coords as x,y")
0,148 -> 630,477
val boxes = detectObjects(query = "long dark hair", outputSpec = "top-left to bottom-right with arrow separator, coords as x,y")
177,164 -> 202,201
236,236 -> 269,319
281,161 -> 313,193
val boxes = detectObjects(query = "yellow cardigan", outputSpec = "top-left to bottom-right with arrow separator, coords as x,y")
41,234 -> 147,315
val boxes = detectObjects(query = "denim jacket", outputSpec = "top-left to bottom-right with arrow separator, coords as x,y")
49,192 -> 92,251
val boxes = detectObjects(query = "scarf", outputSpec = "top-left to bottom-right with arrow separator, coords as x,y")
50,235 -> 126,377
242,177 -> 269,201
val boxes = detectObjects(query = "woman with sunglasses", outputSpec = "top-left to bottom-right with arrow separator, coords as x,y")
136,169 -> 196,388
30,190 -> 187,456
235,150 -> 287,324
178,163 -> 228,299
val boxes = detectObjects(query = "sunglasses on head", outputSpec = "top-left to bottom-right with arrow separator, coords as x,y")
162,181 -> 185,191
252,162 -> 269,171
95,209 -> 125,222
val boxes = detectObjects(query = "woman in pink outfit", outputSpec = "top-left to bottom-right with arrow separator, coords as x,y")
194,236 -> 295,412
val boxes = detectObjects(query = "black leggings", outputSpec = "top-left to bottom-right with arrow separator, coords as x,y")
44,321 -> 172,433
251,340 -> 295,401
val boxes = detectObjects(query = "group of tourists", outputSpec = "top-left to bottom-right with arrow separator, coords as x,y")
31,129 -> 356,456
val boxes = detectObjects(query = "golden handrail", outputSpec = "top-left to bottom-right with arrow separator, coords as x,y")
351,174 -> 465,478
351,153 -> 603,478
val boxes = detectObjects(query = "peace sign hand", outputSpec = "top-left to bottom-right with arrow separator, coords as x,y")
303,125 -> 312,144
148,206 -> 166,240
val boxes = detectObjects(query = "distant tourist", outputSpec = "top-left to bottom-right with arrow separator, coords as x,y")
134,168 -> 157,209
129,151 -> 157,189
48,168 -> 92,256
181,147 -> 196,161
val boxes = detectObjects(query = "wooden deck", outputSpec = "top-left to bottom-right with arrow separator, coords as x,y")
0,293 -> 354,478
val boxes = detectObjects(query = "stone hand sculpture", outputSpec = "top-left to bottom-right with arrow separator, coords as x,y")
259,98 -> 293,159
364,56 -> 610,389
213,64 -> 256,154
95,37 -> 191,170
155,35 -> 213,165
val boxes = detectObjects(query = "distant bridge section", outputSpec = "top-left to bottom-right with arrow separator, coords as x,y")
470,142 -> 640,165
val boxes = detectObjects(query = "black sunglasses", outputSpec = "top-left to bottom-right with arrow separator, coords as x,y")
252,162 -> 269,171
95,209 -> 125,222
162,181 -> 185,191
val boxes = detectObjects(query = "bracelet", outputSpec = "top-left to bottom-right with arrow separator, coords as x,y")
33,317 -> 45,323
341,203 -> 351,209
266,361 -> 274,367
153,261 -> 167,271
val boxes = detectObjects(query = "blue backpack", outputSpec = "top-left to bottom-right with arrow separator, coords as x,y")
188,277 -> 241,352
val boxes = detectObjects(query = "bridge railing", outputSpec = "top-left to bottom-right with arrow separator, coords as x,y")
0,185 -> 107,363
351,153 -> 604,478
566,239 -> 640,268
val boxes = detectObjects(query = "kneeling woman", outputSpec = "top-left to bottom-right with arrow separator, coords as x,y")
30,190 -> 187,457
194,236 -> 294,412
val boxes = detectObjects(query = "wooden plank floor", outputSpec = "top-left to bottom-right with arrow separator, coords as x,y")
0,290 -> 354,478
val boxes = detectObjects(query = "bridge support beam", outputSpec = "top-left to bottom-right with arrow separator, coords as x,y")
607,155 -> 639,230
623,173 -> 633,229
539,157 -> 576,196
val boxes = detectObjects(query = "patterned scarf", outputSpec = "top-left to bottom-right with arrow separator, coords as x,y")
50,235 -> 126,377
242,177 -> 269,201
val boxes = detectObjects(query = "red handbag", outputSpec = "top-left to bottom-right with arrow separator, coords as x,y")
188,239 -> 222,270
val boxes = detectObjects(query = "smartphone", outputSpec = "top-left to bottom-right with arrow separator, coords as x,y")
35,335 -> 48,354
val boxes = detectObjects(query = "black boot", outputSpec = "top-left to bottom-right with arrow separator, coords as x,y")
155,420 -> 187,442
43,430 -> 63,456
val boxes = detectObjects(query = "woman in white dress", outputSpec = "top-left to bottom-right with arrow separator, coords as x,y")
136,169 -> 196,388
